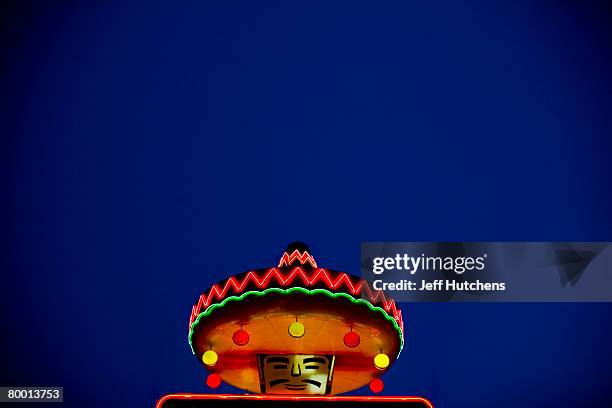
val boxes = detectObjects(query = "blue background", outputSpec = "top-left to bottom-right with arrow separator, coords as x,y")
2,2 -> 612,407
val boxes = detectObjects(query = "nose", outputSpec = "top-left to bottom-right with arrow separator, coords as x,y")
291,363 -> 301,377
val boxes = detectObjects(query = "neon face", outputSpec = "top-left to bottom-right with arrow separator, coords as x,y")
259,354 -> 334,395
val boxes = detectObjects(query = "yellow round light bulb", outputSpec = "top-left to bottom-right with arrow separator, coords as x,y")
202,350 -> 218,366
288,321 -> 305,338
374,353 -> 390,370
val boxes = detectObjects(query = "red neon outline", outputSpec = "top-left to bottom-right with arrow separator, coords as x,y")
188,268 -> 403,335
278,249 -> 318,268
155,394 -> 434,408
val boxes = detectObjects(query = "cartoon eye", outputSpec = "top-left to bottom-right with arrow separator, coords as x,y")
266,357 -> 290,369
302,357 -> 327,369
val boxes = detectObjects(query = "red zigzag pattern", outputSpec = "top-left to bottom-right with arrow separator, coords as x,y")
189,267 -> 404,334
278,250 -> 318,268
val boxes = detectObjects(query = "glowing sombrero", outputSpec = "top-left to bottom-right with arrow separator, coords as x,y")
188,242 -> 404,395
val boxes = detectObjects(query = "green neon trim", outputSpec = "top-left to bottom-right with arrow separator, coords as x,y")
188,287 -> 404,357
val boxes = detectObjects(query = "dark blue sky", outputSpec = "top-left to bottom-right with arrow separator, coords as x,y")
2,2 -> 612,407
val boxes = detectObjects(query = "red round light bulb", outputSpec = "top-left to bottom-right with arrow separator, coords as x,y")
369,378 -> 384,393
232,329 -> 250,346
343,331 -> 360,348
206,373 -> 222,389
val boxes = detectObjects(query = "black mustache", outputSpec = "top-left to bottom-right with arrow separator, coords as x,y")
302,379 -> 322,387
269,379 -> 322,388
269,379 -> 289,387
